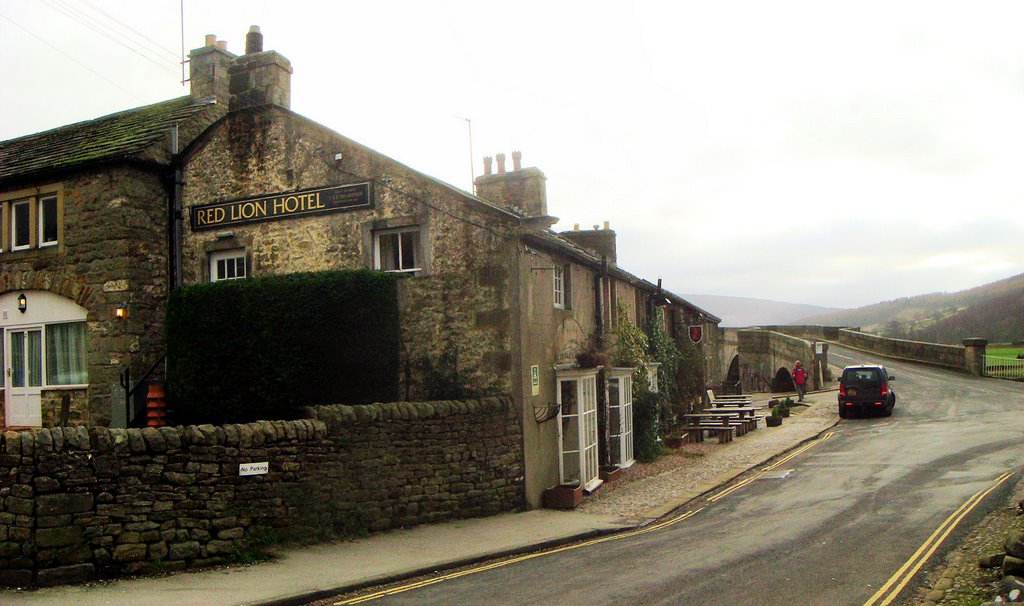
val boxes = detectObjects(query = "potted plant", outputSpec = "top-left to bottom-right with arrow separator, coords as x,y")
780,399 -> 791,417
767,405 -> 783,427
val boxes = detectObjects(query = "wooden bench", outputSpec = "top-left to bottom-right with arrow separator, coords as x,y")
707,389 -> 753,406
678,424 -> 736,443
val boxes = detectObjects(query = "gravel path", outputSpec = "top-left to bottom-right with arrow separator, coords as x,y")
574,393 -> 839,523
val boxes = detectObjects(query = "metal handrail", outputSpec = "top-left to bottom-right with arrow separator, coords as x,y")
119,355 -> 166,427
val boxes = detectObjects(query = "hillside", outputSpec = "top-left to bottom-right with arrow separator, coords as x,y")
682,294 -> 842,327
799,272 -> 1024,344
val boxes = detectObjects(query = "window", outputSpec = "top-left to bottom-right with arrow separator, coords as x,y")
556,368 -> 601,491
39,194 -> 58,246
11,199 -> 30,250
646,362 -> 661,393
607,369 -> 634,468
45,322 -> 87,385
210,249 -> 248,282
374,228 -> 421,274
553,266 -> 564,309
1,188 -> 61,252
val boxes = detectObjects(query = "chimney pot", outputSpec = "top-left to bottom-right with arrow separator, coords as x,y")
205,34 -> 217,46
512,150 -> 522,171
246,25 -> 264,54
573,223 -> 580,231
604,221 -> 610,230
496,153 -> 506,174
593,225 -> 599,230
216,40 -> 227,51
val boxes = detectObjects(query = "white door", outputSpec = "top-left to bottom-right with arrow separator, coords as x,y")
6,327 -> 43,427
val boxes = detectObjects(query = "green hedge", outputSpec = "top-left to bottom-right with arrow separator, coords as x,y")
166,270 -> 401,424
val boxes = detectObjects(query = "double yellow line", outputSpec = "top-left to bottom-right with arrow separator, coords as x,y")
707,431 -> 836,503
863,471 -> 1014,606
335,507 -> 705,604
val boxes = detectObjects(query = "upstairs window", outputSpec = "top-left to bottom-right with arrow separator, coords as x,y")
553,266 -> 565,309
210,249 -> 249,282
375,227 -> 421,274
39,194 -> 58,246
1,188 -> 61,253
11,199 -> 30,250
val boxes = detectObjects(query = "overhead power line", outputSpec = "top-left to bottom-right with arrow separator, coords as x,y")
40,0 -> 179,77
0,12 -> 147,102
78,0 -> 180,60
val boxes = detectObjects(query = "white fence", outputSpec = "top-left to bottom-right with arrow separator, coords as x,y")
983,356 -> 1024,380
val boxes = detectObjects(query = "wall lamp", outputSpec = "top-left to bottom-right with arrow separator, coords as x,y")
115,302 -> 128,319
17,293 -> 27,313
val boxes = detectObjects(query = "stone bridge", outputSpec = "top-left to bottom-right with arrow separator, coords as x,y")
714,325 -> 988,395
719,328 -> 823,394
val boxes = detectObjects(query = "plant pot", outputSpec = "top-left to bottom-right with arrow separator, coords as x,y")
664,435 -> 687,449
781,407 -> 790,418
600,465 -> 623,482
543,484 -> 584,509
766,416 -> 783,427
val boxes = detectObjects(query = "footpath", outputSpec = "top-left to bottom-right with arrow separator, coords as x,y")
2,392 -> 839,606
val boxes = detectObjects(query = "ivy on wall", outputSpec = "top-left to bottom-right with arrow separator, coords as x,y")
166,270 -> 401,424
612,302 -> 660,462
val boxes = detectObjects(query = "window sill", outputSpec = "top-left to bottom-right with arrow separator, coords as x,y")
1,245 -> 60,261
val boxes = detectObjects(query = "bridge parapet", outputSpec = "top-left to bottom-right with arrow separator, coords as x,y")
765,325 -> 982,374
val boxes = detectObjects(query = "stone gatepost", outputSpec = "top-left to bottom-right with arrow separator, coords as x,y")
962,338 -> 988,376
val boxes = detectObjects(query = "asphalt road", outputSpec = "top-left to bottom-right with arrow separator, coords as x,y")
333,347 -> 1024,605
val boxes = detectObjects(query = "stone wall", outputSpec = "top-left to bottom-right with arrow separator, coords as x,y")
765,325 -> 969,371
835,328 -> 966,370
0,396 -> 522,587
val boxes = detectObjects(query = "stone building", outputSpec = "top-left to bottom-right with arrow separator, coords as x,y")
0,85 -> 225,427
0,27 -> 720,509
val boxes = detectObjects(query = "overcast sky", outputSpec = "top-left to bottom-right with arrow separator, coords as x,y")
2,0 -> 1023,309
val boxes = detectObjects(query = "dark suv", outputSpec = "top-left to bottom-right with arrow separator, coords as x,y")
838,365 -> 896,418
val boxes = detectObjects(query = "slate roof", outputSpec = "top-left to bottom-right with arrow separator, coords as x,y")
0,96 -> 219,185
522,229 -> 721,323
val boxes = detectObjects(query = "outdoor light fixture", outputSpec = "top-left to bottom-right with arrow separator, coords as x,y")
17,293 -> 26,313
115,302 -> 127,319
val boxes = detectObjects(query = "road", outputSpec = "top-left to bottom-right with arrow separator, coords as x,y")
329,347 -> 1024,605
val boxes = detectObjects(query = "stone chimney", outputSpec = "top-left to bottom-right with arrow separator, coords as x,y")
228,26 -> 293,112
189,34 -> 236,103
474,151 -> 548,217
560,221 -> 617,264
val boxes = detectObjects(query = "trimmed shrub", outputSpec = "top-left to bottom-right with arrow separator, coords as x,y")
166,270 -> 401,424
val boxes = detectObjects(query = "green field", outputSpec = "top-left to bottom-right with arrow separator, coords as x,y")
987,346 -> 1024,359
985,346 -> 1024,380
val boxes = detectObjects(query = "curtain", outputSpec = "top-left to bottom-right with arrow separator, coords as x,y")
46,322 -> 87,385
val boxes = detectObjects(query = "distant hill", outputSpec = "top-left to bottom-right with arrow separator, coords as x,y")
682,294 -> 843,328
798,272 -> 1024,344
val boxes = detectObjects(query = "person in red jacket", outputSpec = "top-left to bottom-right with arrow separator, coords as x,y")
792,361 -> 808,401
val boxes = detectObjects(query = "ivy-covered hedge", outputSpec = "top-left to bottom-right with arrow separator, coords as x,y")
166,270 -> 401,424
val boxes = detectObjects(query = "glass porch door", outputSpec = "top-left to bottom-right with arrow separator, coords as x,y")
6,328 -> 43,427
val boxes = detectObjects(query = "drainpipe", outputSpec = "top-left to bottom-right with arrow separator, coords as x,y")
170,125 -> 184,288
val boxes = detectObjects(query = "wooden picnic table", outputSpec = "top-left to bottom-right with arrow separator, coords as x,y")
685,408 -> 763,432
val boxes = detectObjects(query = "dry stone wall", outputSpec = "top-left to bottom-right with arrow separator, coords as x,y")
0,396 -> 522,587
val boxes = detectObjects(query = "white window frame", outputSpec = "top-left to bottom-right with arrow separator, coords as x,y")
607,368 -> 635,468
553,266 -> 564,309
646,362 -> 661,394
374,227 -> 421,274
556,368 -> 601,492
210,249 -> 248,282
11,199 -> 31,251
38,194 -> 59,247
